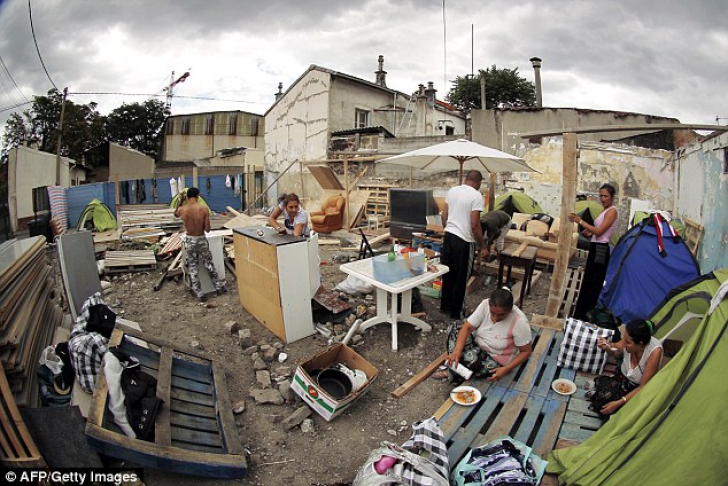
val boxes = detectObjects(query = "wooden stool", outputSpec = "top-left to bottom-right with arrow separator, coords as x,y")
497,243 -> 538,307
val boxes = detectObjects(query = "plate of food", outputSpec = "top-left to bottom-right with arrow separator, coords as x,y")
551,378 -> 577,395
450,385 -> 482,406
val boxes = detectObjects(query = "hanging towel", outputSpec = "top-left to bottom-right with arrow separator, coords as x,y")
225,174 -> 232,189
138,179 -> 146,203
151,178 -> 158,202
234,174 -> 241,196
169,178 -> 179,198
206,177 -> 212,195
178,176 -> 185,192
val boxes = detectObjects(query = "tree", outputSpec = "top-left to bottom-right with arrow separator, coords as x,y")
105,99 -> 167,160
0,89 -> 106,164
448,65 -> 537,114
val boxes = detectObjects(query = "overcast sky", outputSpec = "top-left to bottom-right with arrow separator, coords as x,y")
1,0 -> 726,134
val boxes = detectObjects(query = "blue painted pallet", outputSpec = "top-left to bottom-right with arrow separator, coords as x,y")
85,328 -> 247,479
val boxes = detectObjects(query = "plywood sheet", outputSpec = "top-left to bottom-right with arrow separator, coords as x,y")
308,165 -> 344,190
57,232 -> 102,321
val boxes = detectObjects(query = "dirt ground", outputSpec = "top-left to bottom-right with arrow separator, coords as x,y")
86,243 -> 552,486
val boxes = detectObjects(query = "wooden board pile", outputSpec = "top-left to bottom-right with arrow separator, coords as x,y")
103,250 -> 157,273
0,237 -> 63,407
118,207 -> 182,243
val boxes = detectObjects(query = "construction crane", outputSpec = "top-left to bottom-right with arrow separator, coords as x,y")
163,70 -> 191,112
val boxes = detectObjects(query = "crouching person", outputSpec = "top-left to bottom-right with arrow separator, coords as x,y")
433,287 -> 533,383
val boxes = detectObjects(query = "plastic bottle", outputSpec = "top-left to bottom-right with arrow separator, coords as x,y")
388,245 -> 396,262
448,362 -> 474,380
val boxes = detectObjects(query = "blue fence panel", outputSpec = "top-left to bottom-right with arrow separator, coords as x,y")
198,174 -> 244,213
66,183 -> 107,229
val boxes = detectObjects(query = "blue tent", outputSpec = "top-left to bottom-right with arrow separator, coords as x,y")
597,215 -> 700,323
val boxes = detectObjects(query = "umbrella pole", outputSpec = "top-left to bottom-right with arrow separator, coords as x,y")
459,161 -> 464,185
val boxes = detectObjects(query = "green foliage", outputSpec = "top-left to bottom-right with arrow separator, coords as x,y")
1,91 -> 167,166
106,99 -> 167,160
447,65 -> 537,114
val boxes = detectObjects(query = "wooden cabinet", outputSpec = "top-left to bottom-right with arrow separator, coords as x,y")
233,228 -> 316,343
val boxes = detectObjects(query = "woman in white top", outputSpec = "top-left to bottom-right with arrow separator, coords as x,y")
268,193 -> 309,237
596,319 -> 663,415
434,287 -> 533,383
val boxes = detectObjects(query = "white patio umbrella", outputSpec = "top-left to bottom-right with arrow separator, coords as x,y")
379,138 -> 537,184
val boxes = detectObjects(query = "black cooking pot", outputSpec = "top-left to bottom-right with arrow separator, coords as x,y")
316,368 -> 353,399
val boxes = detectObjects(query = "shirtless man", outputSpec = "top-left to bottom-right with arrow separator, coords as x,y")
174,187 -> 226,301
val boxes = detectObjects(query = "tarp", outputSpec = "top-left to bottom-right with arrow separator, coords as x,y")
170,188 -> 212,215
574,200 -> 603,226
597,215 -> 700,323
76,198 -> 117,232
548,273 -> 728,485
493,191 -> 543,216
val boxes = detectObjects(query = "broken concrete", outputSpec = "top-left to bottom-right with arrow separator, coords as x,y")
250,388 -> 284,405
256,370 -> 272,388
283,406 -> 312,430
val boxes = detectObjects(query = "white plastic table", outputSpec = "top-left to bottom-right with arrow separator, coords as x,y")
340,258 -> 449,351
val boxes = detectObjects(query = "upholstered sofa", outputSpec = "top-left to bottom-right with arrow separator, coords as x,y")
504,212 -> 579,263
310,195 -> 346,233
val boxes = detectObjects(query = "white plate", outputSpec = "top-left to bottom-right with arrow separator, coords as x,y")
412,232 -> 426,237
450,385 -> 482,406
551,378 -> 577,395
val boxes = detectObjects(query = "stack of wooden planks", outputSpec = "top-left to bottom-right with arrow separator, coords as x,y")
157,231 -> 185,257
104,250 -> 157,273
118,206 -> 182,242
0,237 -> 63,408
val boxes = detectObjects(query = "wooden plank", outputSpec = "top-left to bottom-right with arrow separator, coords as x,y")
391,352 -> 447,399
155,347 -> 173,447
531,314 -> 564,330
514,328 -> 555,393
170,388 -> 215,407
169,412 -> 219,433
212,361 -> 244,455
531,398 -> 569,459
479,390 -> 529,446
171,427 -> 223,448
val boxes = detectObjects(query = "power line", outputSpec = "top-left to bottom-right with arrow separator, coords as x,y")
28,0 -> 58,91
0,54 -> 30,104
69,91 -> 269,105
0,100 -> 33,113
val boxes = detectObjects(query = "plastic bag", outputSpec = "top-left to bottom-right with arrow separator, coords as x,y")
39,346 -> 63,375
335,275 -> 374,295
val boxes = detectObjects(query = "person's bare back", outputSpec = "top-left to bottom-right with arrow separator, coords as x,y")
175,194 -> 209,236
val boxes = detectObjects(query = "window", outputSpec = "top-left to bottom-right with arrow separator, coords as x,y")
229,113 -> 238,135
250,116 -> 259,137
205,114 -> 215,135
355,109 -> 371,128
181,116 -> 190,135
445,126 -> 455,135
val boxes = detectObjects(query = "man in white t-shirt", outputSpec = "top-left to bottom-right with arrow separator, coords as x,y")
440,170 -> 488,319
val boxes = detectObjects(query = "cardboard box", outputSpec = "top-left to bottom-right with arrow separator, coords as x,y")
292,344 -> 378,421
371,253 -> 426,284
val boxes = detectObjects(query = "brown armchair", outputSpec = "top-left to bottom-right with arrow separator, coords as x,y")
311,196 -> 345,233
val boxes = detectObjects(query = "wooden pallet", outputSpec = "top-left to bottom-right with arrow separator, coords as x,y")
104,250 -> 158,273
433,328 -> 577,465
559,266 -> 584,318
0,366 -> 46,468
555,373 -> 602,448
86,328 -> 247,478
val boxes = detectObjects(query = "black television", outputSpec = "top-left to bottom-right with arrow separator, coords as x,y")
389,188 -> 438,240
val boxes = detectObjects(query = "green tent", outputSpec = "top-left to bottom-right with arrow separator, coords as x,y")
169,189 -> 212,214
492,191 -> 543,216
575,200 -> 604,226
547,268 -> 728,485
76,198 -> 117,232
632,210 -> 686,240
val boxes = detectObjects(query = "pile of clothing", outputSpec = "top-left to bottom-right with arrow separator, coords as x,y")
451,437 -> 546,486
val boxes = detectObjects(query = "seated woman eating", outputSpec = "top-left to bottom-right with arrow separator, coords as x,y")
268,193 -> 309,237
433,287 -> 533,383
594,319 -> 663,415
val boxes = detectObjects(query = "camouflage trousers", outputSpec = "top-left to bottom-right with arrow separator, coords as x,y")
185,235 -> 225,297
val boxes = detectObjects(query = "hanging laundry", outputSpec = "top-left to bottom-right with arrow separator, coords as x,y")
178,176 -> 185,192
138,179 -> 146,203
151,178 -> 159,203
225,174 -> 232,189
121,181 -> 130,204
206,177 -> 212,195
234,174 -> 241,196
170,178 -> 179,198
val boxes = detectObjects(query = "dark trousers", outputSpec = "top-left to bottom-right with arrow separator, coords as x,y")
574,242 -> 610,320
440,232 -> 476,319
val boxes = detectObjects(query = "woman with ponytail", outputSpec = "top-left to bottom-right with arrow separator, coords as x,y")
594,319 -> 663,415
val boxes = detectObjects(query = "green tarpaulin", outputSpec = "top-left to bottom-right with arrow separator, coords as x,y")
547,269 -> 728,485
170,189 -> 212,215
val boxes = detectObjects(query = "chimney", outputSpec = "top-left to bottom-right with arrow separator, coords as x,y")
530,57 -> 543,108
424,81 -> 437,103
375,55 -> 387,88
418,84 -> 426,97
274,82 -> 283,101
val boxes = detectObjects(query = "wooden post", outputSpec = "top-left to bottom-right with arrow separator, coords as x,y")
193,167 -> 198,189
488,173 -> 497,211
344,158 -> 350,228
409,167 -> 413,187
536,133 -> 578,329
114,174 -> 120,207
